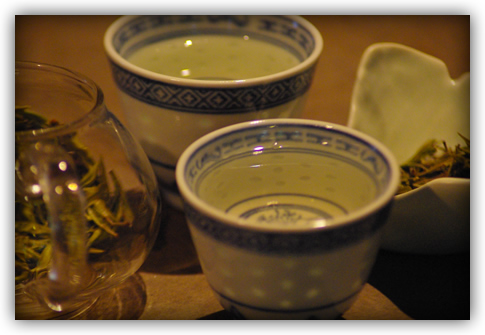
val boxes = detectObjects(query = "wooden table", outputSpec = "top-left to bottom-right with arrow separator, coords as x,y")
15,15 -> 470,320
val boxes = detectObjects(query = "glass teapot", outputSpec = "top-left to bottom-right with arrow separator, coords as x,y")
15,62 -> 161,319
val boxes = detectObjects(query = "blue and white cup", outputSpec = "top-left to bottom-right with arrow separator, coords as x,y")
176,119 -> 400,319
104,15 -> 323,208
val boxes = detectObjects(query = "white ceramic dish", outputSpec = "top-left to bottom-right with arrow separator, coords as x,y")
349,42 -> 470,254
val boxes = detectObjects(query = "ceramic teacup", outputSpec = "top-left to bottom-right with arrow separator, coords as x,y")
175,119 -> 400,319
104,15 -> 323,208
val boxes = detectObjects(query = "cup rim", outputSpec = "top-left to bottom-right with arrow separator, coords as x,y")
175,118 -> 401,233
103,15 -> 323,89
15,61 -> 106,142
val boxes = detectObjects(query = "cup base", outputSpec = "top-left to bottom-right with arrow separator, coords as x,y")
213,290 -> 358,320
159,184 -> 184,210
16,273 -> 147,320
15,291 -> 98,320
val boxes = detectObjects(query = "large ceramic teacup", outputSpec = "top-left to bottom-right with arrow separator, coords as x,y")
176,119 -> 400,319
104,15 -> 323,208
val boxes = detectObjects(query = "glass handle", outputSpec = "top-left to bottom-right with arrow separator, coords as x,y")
17,142 -> 92,311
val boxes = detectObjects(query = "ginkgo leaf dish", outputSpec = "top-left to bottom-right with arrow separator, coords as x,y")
349,43 -> 470,254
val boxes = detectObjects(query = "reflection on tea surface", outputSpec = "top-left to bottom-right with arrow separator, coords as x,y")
127,34 -> 300,80
196,151 -> 377,229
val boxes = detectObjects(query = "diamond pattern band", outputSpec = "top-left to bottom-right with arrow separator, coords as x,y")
109,61 -> 316,114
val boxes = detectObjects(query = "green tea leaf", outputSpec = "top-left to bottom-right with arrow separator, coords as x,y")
397,134 -> 470,194
15,107 -> 134,285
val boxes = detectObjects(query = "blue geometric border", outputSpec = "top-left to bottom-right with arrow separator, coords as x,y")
109,61 -> 316,114
184,202 -> 392,255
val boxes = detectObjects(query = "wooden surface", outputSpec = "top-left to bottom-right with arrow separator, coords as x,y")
15,15 -> 470,320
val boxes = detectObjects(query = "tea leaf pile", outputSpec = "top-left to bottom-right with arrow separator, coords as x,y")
397,134 -> 470,195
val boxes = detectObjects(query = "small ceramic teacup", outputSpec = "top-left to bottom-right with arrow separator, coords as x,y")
104,15 -> 323,208
176,119 -> 400,319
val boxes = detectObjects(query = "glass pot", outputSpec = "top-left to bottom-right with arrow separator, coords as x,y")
15,61 -> 161,319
